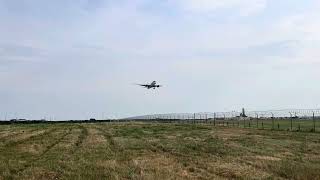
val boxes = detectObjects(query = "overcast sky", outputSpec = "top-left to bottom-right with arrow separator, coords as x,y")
1,0 -> 320,120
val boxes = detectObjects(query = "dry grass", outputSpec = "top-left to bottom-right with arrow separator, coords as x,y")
0,122 -> 320,179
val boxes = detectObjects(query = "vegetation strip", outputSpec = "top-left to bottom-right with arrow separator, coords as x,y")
74,125 -> 88,148
14,128 -> 72,176
94,126 -> 118,153
0,128 -> 39,142
0,128 -> 58,150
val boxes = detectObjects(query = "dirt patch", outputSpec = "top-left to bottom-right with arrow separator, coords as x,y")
166,135 -> 177,140
303,154 -> 320,162
0,129 -> 38,143
277,151 -> 294,158
20,167 -> 60,180
56,129 -> 82,149
214,162 -> 271,179
130,154 -> 185,179
16,129 -> 66,155
20,144 -> 42,155
16,130 -> 46,141
184,137 -> 202,142
0,130 -> 14,138
97,160 -> 118,170
147,138 -> 160,143
85,128 -> 107,147
2,130 -> 47,149
255,155 -> 281,161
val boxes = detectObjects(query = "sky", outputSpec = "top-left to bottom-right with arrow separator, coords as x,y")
0,0 -> 320,120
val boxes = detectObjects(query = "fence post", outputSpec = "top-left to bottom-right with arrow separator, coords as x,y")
206,114 -> 208,124
272,113 -> 275,130
214,113 -> 216,126
256,114 -> 259,129
313,112 -> 316,132
290,112 -> 293,131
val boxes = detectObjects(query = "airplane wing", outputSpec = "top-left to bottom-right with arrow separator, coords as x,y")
135,84 -> 150,88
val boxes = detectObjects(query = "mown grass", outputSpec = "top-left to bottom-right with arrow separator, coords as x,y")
217,118 -> 320,132
0,122 -> 320,179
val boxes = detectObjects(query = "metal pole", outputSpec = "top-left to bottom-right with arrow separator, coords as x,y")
313,112 -> 316,132
205,114 -> 208,123
290,112 -> 293,131
193,113 -> 196,124
272,113 -> 274,130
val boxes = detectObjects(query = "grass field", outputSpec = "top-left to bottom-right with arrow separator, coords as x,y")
212,118 -> 320,132
1,122 -> 320,179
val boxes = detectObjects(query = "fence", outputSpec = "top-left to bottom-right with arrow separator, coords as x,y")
126,109 -> 320,133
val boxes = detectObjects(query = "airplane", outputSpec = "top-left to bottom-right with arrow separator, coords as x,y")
136,81 -> 162,89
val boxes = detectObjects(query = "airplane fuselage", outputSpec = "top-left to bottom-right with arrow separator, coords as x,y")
138,81 -> 161,89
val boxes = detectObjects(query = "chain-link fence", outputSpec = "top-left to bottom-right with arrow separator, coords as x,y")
126,109 -> 320,132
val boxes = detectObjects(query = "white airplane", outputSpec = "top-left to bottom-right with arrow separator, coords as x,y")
136,81 -> 162,89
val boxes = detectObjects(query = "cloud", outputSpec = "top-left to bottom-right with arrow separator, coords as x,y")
0,43 -> 45,58
1,0 -> 320,119
173,0 -> 267,16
